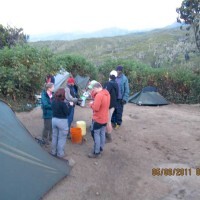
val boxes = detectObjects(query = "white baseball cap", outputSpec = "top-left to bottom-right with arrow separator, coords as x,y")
110,70 -> 118,78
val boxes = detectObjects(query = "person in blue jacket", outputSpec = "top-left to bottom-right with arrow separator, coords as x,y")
111,66 -> 130,129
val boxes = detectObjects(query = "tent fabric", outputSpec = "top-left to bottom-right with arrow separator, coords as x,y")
142,86 -> 158,92
55,73 -> 90,93
54,71 -> 70,92
35,73 -> 90,105
75,75 -> 90,92
128,86 -> 168,106
0,100 -> 70,200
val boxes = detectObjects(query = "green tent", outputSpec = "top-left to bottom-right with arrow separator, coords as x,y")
128,86 -> 168,106
0,100 -> 70,200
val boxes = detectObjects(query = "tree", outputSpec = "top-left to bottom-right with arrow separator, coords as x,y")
177,0 -> 200,51
0,24 -> 29,49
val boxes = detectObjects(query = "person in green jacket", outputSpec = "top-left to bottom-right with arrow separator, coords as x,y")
41,83 -> 54,143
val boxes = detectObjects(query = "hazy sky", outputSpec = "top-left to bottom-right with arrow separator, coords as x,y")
1,0 -> 183,36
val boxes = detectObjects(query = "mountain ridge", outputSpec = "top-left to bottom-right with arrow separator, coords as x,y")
29,22 -> 180,42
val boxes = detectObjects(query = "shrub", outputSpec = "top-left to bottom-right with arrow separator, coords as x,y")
0,45 -> 97,103
0,45 -> 55,100
54,54 -> 97,79
98,59 -> 200,103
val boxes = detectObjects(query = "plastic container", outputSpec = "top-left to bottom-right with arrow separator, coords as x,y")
76,121 -> 86,136
70,127 -> 82,144
80,99 -> 86,107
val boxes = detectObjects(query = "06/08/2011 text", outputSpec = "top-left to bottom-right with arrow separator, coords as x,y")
152,168 -> 200,176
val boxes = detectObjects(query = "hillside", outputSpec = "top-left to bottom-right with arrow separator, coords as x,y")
30,27 -> 199,69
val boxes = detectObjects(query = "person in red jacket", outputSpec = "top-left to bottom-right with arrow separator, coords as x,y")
88,82 -> 110,158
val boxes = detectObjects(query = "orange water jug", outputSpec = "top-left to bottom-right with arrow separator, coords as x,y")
76,121 -> 86,136
70,127 -> 82,144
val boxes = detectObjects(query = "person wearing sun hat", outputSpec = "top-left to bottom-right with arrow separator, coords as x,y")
111,65 -> 129,130
103,70 -> 119,142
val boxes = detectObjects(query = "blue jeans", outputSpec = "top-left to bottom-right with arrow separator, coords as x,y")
111,99 -> 124,126
51,118 -> 68,157
68,106 -> 74,134
90,121 -> 106,154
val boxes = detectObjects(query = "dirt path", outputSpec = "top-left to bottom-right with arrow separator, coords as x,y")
16,103 -> 200,200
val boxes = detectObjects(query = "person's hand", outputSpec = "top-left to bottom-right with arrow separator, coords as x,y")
69,102 -> 74,106
89,101 -> 93,105
87,101 -> 93,107
84,101 -> 92,108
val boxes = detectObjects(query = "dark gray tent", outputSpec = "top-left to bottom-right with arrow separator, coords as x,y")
54,73 -> 89,92
0,100 -> 70,200
75,75 -> 90,92
128,86 -> 168,106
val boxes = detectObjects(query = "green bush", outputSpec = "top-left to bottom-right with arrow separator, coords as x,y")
98,59 -> 200,103
54,54 -> 97,79
0,45 -> 97,103
0,43 -> 199,106
0,45 -> 55,100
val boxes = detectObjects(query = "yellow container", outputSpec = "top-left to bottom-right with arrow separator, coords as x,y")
76,121 -> 86,136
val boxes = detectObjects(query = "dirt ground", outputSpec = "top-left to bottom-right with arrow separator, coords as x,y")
16,102 -> 200,200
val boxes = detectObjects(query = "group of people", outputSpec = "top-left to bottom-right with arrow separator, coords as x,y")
41,65 -> 129,159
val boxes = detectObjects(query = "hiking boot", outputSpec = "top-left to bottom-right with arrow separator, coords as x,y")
114,124 -> 120,130
88,152 -> 102,159
100,147 -> 103,152
35,137 -> 46,145
43,138 -> 49,145
106,133 -> 112,143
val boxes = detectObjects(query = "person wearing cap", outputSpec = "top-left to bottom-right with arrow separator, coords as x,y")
88,82 -> 110,158
41,82 -> 54,144
103,70 -> 119,142
65,77 -> 79,139
111,65 -> 129,129
87,80 -> 98,90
